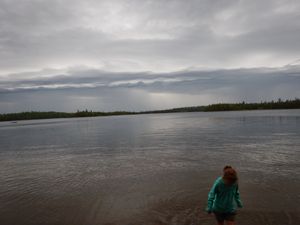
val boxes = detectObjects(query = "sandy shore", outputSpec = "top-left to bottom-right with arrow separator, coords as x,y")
1,166 -> 299,225
60,170 -> 300,225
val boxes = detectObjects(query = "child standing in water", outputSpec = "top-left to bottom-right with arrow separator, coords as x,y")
206,166 -> 243,225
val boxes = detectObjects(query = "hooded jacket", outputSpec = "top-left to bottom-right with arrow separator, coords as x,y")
206,176 -> 243,213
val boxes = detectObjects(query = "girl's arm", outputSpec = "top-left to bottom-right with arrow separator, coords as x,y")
235,184 -> 243,208
205,178 -> 218,213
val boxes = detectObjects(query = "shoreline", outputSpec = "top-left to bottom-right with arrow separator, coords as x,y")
1,98 -> 300,122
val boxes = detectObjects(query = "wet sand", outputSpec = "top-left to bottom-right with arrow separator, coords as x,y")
1,169 -> 299,225
78,170 -> 300,225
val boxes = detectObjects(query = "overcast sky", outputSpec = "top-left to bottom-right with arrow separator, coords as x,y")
0,0 -> 300,113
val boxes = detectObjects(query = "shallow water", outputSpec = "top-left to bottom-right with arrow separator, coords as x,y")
0,110 -> 300,225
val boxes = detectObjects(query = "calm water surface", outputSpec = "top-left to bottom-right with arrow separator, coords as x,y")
0,110 -> 300,225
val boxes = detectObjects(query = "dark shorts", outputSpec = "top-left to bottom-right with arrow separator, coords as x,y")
213,211 -> 237,222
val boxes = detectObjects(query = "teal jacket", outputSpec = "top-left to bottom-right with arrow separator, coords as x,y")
206,176 -> 243,213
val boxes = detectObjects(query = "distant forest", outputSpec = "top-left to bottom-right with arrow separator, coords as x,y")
1,98 -> 300,122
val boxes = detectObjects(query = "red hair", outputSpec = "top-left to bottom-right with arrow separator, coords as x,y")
222,165 -> 238,184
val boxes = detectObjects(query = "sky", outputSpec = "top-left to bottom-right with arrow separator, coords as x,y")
0,0 -> 300,113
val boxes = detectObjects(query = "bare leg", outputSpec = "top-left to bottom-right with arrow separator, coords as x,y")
226,220 -> 235,225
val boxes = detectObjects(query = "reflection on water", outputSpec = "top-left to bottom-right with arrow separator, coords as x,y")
0,110 -> 300,225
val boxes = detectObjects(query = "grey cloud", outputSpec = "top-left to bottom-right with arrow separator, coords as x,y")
1,65 -> 300,93
0,65 -> 299,113
0,0 -> 299,112
1,0 -> 300,72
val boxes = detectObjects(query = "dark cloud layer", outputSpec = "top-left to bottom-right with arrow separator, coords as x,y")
0,65 -> 299,113
0,0 -> 299,112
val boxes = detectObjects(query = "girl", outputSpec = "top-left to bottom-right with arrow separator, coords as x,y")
205,166 -> 243,225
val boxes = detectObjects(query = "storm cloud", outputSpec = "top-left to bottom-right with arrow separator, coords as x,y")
0,0 -> 299,112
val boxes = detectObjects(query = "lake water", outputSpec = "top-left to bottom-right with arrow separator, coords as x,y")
0,110 -> 300,225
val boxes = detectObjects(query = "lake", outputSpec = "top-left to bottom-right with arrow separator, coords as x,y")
0,110 -> 300,225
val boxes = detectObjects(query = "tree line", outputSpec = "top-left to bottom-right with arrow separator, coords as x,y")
0,98 -> 299,122
203,98 -> 300,111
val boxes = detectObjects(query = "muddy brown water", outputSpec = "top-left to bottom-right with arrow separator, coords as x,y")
0,110 -> 299,225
